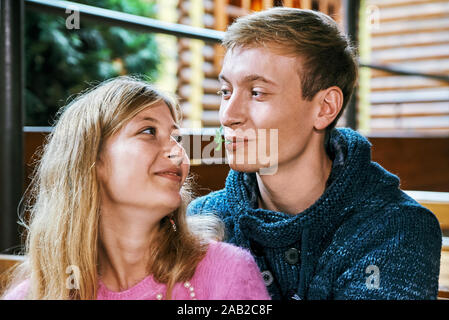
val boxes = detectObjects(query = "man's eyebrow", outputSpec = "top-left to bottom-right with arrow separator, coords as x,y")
242,74 -> 277,86
136,116 -> 179,130
218,73 -> 277,86
218,74 -> 229,83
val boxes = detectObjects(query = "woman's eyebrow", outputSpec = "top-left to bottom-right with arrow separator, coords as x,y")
137,116 -> 179,130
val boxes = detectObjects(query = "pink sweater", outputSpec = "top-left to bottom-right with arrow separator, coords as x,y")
3,241 -> 271,300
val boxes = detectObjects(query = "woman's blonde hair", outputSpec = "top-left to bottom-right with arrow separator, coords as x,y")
2,76 -> 224,300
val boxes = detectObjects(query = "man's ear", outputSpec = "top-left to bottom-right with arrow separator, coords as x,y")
313,86 -> 343,130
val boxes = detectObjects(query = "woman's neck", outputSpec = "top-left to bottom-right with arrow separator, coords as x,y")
98,204 -> 160,291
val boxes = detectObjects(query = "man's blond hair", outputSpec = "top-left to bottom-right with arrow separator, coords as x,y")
223,7 -> 358,134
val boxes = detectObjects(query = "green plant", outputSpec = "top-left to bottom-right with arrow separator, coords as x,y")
25,0 -> 160,125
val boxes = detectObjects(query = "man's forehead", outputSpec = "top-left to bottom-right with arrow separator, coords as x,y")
220,46 -> 301,83
225,43 -> 299,58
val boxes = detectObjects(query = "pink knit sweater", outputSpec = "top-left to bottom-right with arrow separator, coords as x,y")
3,241 -> 270,300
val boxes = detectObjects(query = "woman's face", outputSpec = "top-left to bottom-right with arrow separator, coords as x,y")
96,101 -> 189,217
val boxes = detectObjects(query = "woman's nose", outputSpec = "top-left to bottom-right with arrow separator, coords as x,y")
165,137 -> 185,164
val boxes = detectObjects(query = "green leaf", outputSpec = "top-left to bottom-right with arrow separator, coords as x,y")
25,0 -> 160,126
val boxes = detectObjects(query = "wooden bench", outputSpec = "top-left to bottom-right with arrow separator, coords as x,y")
1,192 -> 448,298
2,189 -> 447,298
0,254 -> 25,294
404,190 -> 449,230
0,254 -> 25,273
1,250 -> 448,299
404,191 -> 449,300
440,245 -> 449,299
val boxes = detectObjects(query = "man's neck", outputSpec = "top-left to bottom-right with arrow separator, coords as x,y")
256,144 -> 332,215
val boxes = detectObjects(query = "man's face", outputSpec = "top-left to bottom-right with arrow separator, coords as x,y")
218,46 -> 319,173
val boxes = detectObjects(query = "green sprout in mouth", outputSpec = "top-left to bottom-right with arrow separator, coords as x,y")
214,126 -> 231,151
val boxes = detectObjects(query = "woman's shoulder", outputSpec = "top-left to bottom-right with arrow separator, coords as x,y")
195,241 -> 255,277
204,240 -> 254,265
2,279 -> 30,300
194,241 -> 270,300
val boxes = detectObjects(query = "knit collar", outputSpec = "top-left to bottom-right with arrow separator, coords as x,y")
224,128 -> 373,248
97,274 -> 163,300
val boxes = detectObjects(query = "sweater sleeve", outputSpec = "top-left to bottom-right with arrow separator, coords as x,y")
2,280 -> 29,300
205,242 -> 271,300
187,196 -> 206,216
187,190 -> 227,217
333,206 -> 442,300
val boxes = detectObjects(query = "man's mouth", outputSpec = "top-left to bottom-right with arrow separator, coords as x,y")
225,136 -> 250,143
224,136 -> 251,150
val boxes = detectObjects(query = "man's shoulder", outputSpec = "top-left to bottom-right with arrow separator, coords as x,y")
321,190 -> 441,299
373,188 -> 440,229
384,190 -> 441,240
338,188 -> 441,247
187,188 -> 228,216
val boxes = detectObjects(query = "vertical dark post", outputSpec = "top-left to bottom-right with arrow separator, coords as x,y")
0,0 -> 24,253
342,0 -> 360,130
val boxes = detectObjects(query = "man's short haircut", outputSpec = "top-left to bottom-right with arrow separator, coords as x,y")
222,7 -> 358,138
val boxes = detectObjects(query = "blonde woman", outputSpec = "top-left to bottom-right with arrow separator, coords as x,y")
2,76 -> 270,300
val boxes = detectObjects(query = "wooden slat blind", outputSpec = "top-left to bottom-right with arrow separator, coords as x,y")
366,0 -> 449,134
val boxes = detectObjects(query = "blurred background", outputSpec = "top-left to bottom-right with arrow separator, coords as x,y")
0,0 -> 448,296
21,0 -> 449,134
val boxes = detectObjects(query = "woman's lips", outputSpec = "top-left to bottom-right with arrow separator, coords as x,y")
155,170 -> 182,182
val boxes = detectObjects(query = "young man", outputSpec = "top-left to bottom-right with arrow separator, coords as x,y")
187,8 -> 442,300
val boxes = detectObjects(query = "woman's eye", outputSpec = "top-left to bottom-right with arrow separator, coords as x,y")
172,135 -> 182,143
142,127 -> 156,135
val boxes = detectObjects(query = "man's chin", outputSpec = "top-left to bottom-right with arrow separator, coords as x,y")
228,162 -> 278,176
228,162 -> 263,173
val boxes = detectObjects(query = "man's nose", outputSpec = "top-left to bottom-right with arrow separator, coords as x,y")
219,91 -> 246,129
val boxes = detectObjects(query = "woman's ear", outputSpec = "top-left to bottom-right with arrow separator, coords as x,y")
314,86 -> 343,130
95,145 -> 108,182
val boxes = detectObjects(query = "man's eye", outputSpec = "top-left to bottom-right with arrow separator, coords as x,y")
217,89 -> 231,99
142,127 -> 156,135
252,90 -> 264,97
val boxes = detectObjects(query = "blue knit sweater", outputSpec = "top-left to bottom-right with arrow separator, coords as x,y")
187,128 -> 442,300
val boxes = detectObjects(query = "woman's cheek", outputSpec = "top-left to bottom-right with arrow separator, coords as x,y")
181,159 -> 190,183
